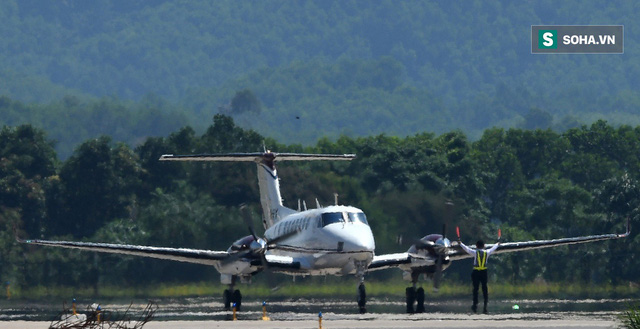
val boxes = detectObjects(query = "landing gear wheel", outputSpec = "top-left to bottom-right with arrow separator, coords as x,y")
223,289 -> 232,310
405,287 -> 416,314
357,283 -> 367,314
232,290 -> 242,311
415,287 -> 425,313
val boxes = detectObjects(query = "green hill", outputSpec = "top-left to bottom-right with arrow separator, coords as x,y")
1,0 -> 639,153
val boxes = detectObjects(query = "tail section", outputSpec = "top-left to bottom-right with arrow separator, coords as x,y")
255,152 -> 294,228
159,151 -> 355,229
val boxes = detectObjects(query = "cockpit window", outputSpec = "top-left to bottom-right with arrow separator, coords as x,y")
321,212 -> 369,227
321,212 -> 345,227
348,212 -> 369,225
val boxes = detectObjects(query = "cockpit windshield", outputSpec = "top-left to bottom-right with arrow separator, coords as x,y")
348,212 -> 369,225
321,212 -> 369,227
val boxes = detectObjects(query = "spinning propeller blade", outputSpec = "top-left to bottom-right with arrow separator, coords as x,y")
241,204 -> 259,241
433,223 -> 446,290
240,205 -> 269,267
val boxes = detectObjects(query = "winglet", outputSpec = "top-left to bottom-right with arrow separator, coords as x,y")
623,217 -> 631,237
13,224 -> 36,244
13,223 -> 23,243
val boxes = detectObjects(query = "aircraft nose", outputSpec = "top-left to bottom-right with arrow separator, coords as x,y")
324,223 -> 376,252
342,230 -> 375,252
350,235 -> 375,252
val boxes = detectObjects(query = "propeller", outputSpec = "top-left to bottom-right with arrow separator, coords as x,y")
433,224 -> 447,290
239,204 -> 298,268
434,200 -> 455,290
241,205 -> 268,254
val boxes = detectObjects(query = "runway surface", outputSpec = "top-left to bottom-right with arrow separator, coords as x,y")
0,316 -> 619,329
0,296 -> 628,328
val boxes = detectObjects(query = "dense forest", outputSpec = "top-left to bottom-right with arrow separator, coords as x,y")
1,1 -> 640,154
1,116 -> 638,291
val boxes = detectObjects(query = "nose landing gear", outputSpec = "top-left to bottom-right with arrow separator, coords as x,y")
357,283 -> 367,314
355,260 -> 367,314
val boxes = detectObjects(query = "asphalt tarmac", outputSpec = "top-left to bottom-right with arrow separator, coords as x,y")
0,316 -> 618,329
0,297 -> 627,328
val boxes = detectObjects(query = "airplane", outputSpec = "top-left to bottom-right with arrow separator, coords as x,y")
19,151 -> 630,314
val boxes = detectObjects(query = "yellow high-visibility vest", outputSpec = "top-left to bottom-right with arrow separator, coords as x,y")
473,250 -> 487,270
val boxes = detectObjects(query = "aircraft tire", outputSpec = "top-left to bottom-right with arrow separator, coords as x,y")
233,290 -> 242,311
416,287 -> 425,313
223,289 -> 231,310
357,283 -> 367,314
405,287 -> 416,314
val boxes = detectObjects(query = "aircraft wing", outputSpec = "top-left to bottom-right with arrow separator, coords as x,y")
253,254 -> 302,271
19,238 -> 228,266
448,223 -> 631,261
368,220 -> 629,270
369,252 -> 412,271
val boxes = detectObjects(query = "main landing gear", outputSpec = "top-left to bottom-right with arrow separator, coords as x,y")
405,273 -> 425,313
223,285 -> 242,311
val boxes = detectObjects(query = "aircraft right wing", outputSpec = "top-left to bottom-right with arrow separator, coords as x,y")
19,238 -> 229,266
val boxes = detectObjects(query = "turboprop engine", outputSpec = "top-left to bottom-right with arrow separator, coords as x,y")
407,233 -> 453,289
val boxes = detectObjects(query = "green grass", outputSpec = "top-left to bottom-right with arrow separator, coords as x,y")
619,304 -> 640,329
6,280 -> 638,301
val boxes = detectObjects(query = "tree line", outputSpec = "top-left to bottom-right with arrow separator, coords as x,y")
1,115 -> 638,290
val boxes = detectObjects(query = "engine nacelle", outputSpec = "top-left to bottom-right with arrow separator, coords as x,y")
216,235 -> 262,276
405,234 -> 452,277
409,234 -> 451,255
227,235 -> 256,253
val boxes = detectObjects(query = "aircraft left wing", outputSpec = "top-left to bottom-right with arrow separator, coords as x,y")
369,252 -> 412,271
449,224 -> 630,260
19,238 -> 228,266
368,219 -> 630,270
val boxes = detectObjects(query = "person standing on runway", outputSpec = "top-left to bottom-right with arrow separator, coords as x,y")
458,237 -> 500,314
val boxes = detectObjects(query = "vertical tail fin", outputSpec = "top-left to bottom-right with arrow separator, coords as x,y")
159,152 -> 355,228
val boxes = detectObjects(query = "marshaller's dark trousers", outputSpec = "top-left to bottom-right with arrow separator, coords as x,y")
471,269 -> 488,309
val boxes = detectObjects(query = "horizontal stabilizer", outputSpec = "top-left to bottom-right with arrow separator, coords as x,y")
159,152 -> 356,162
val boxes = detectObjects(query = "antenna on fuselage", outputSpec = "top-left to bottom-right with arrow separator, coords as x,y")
303,200 -> 307,211
315,198 -> 322,209
297,199 -> 301,212
334,193 -> 339,206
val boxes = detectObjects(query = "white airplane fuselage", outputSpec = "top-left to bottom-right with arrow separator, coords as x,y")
216,155 -> 376,277
263,205 -> 375,275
